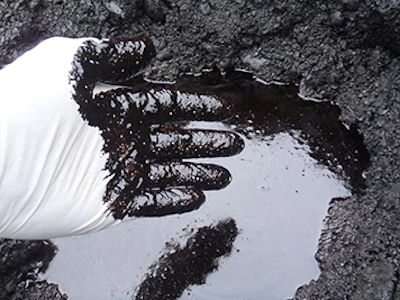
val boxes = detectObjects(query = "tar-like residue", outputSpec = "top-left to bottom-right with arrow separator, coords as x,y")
124,70 -> 370,191
134,219 -> 238,300
0,240 -> 57,299
70,38 -> 244,220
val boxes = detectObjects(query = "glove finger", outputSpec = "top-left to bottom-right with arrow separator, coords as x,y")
116,188 -> 206,217
71,36 -> 155,125
74,36 -> 156,84
147,162 -> 231,190
94,88 -> 234,124
150,127 -> 244,159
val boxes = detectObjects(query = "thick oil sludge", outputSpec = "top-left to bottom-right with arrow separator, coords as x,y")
135,219 -> 238,300
40,71 -> 369,300
0,240 -> 57,299
127,71 -> 369,191
72,38 -> 245,220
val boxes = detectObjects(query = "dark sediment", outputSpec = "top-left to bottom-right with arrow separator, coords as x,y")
1,0 -> 400,299
135,218 -> 238,300
0,240 -> 65,300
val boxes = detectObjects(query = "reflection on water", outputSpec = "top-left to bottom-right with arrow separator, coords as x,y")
39,71 -> 369,300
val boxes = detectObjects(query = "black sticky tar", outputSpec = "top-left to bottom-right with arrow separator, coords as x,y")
69,37 -> 244,220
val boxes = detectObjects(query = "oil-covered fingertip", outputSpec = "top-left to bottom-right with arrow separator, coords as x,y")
183,190 -> 206,213
133,35 -> 156,63
189,163 -> 233,190
229,132 -> 245,156
133,188 -> 206,217
109,35 -> 156,60
148,162 -> 232,190
93,35 -> 156,83
213,165 -> 232,189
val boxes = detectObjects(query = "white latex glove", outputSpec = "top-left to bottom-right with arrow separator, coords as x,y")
0,36 -> 243,239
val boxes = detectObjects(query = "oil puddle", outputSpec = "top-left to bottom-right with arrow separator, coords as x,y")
39,71 -> 369,300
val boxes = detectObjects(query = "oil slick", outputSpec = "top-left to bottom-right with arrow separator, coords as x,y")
40,71 -> 369,300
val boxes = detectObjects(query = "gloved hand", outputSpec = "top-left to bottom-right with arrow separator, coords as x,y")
0,36 -> 243,239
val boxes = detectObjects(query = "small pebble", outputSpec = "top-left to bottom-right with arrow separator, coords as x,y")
200,0 -> 211,15
330,11 -> 345,27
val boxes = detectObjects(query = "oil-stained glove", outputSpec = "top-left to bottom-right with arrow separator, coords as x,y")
0,36 -> 243,239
